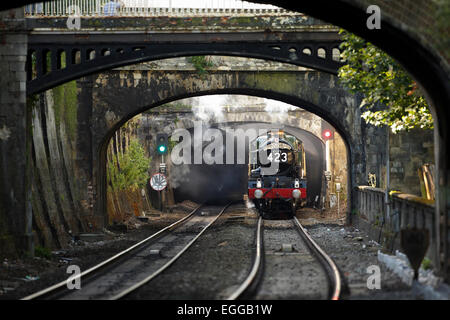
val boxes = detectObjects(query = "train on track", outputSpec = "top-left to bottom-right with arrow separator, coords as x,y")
248,130 -> 307,218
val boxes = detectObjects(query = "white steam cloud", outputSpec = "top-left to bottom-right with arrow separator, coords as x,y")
188,95 -> 298,124
263,98 -> 297,123
190,95 -> 228,123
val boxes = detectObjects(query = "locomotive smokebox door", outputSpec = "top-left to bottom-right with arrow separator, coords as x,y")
400,228 -> 429,280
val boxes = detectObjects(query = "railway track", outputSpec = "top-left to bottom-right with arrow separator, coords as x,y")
228,216 -> 342,300
22,202 -> 232,300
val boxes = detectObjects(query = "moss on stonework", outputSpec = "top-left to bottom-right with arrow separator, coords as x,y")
52,85 -> 64,129
243,72 -> 297,94
51,80 -> 78,141
190,17 -> 203,25
64,81 -> 78,141
233,16 -> 257,25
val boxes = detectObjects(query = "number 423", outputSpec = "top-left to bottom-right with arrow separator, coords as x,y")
267,152 -> 287,162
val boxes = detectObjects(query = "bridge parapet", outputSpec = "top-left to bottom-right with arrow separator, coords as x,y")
356,186 -> 437,270
26,14 -> 334,32
23,0 -> 295,18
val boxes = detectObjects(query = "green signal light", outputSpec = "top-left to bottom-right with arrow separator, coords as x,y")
158,145 -> 166,153
156,133 -> 168,154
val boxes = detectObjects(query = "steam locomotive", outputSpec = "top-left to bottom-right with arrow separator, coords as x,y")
248,130 -> 307,217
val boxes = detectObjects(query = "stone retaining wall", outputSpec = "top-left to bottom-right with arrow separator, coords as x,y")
355,186 -> 437,269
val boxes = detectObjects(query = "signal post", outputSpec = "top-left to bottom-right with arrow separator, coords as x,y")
322,126 -> 334,210
152,133 -> 169,211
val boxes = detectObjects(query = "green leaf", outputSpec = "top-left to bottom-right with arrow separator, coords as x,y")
337,29 -> 433,133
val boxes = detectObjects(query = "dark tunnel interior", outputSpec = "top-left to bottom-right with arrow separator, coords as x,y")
170,123 -> 325,206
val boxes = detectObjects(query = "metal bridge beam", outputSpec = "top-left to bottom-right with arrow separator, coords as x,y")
26,31 -> 343,95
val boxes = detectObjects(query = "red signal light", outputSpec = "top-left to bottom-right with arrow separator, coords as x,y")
323,129 -> 333,140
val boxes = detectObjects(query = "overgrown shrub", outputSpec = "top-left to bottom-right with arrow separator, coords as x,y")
107,139 -> 151,192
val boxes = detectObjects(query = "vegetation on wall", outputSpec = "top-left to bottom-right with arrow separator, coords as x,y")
51,80 -> 78,140
106,117 -> 152,222
107,119 -> 151,192
34,246 -> 52,259
187,56 -> 214,77
107,139 -> 150,191
337,30 -> 433,133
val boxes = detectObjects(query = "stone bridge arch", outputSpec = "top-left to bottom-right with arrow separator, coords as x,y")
92,69 -> 368,224
220,109 -> 326,141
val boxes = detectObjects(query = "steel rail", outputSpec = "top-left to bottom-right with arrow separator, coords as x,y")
229,215 -> 341,300
22,203 -> 204,300
226,216 -> 263,300
111,202 -> 233,300
293,216 -> 341,300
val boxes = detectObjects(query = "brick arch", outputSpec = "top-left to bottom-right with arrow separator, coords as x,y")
93,70 -> 366,226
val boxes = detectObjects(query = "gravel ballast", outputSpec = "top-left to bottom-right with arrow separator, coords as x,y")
303,222 -> 429,299
1,201 -> 444,300
0,212 -> 190,300
253,219 -> 329,300
125,203 -> 259,300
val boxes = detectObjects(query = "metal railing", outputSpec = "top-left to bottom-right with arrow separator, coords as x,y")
24,0 -> 297,17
